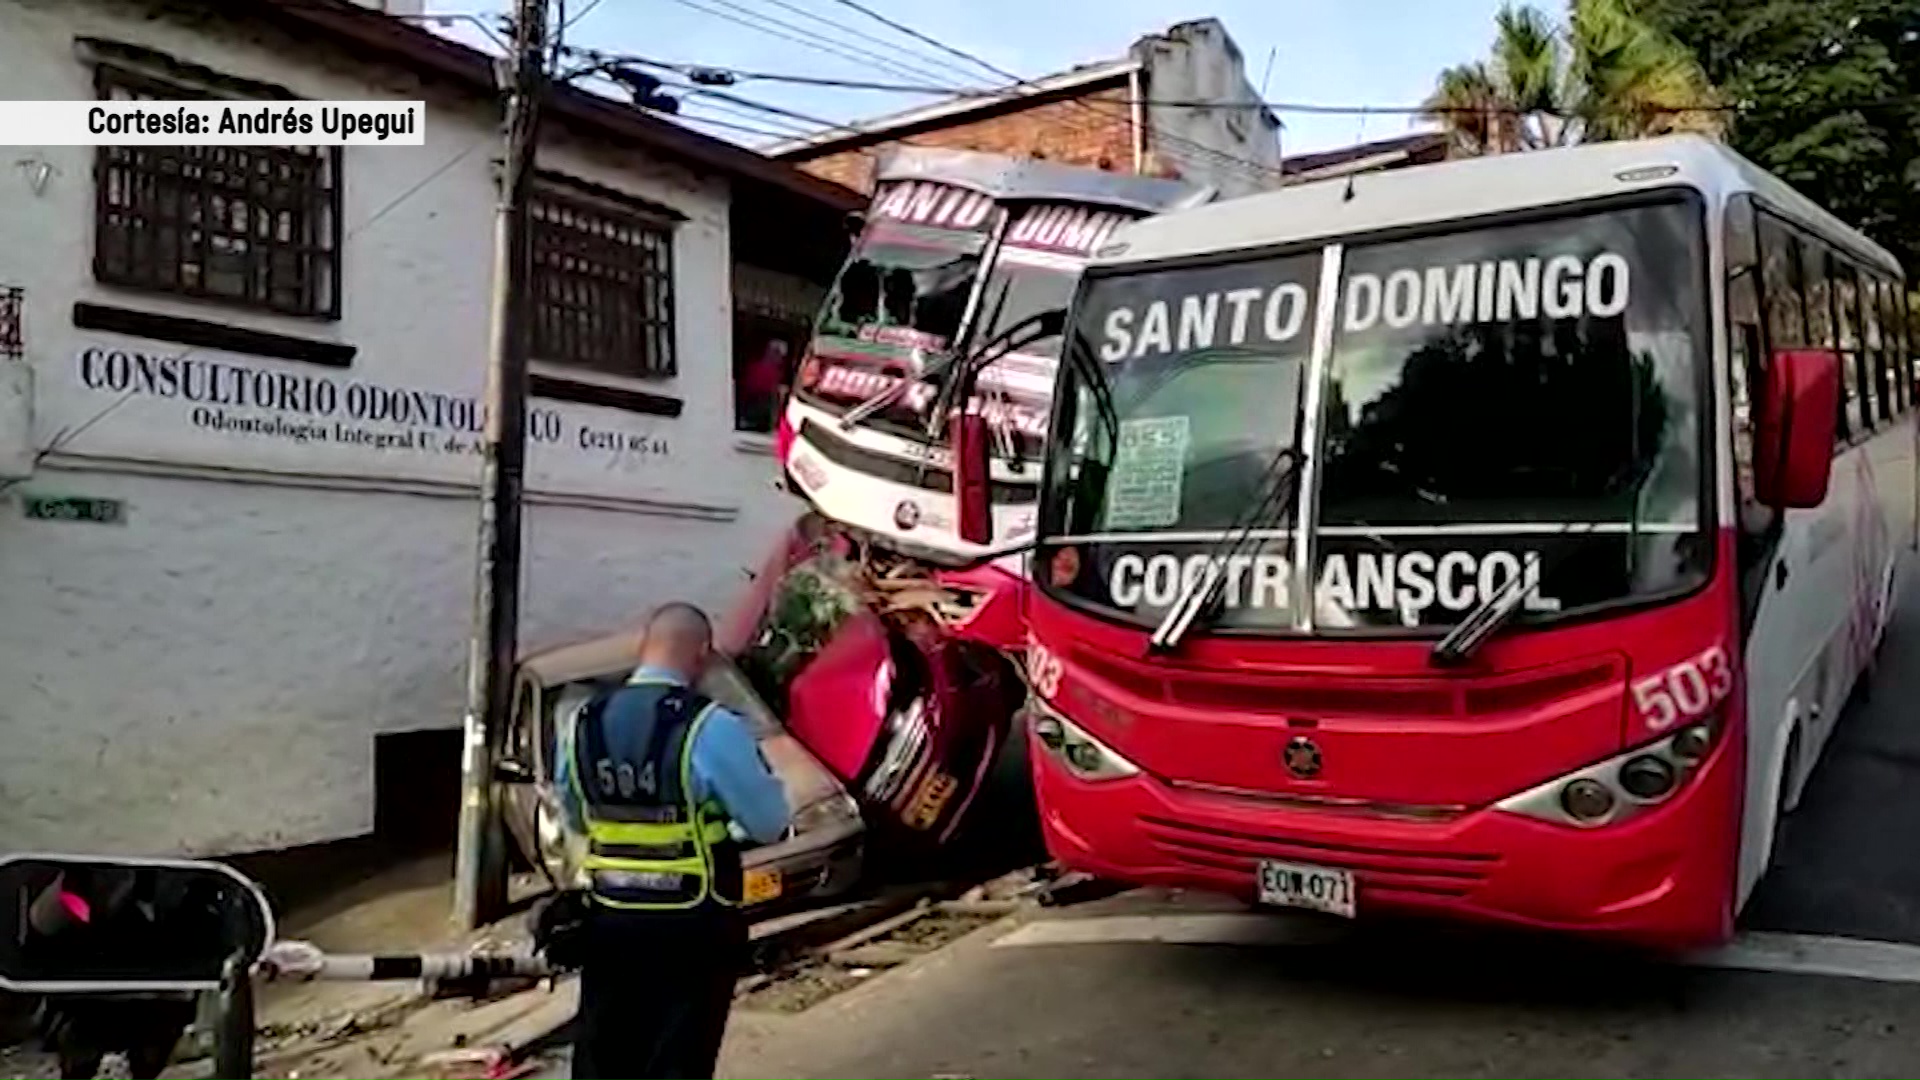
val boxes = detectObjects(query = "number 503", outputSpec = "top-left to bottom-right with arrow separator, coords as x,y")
1632,645 -> 1734,731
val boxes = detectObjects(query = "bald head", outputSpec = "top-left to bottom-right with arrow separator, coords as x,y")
638,601 -> 714,680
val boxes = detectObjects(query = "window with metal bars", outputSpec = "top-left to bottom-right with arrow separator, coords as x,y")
91,67 -> 341,319
530,182 -> 676,380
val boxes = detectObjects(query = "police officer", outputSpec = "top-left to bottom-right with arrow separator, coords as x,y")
557,602 -> 791,1079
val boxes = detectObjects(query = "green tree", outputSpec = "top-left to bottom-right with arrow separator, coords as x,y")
1639,0 -> 1920,272
1422,0 -> 1724,155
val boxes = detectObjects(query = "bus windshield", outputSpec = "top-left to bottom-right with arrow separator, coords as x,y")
1042,197 -> 1713,633
966,256 -> 1082,461
797,219 -> 988,445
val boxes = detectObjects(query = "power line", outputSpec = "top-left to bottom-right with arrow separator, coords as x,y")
596,56 -> 1761,117
658,0 -> 963,91
819,0 -> 1011,84
564,45 -> 949,162
687,3 -> 1289,183
739,0 -> 989,89
819,4 -> 1284,180
675,111 -> 813,141
593,49 -> 1279,182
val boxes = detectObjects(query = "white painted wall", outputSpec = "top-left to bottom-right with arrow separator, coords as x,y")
1133,19 -> 1285,200
0,0 -> 801,856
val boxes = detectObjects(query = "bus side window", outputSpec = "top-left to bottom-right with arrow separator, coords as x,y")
1902,287 -> 1918,411
1886,277 -> 1906,415
1864,272 -> 1891,425
1833,256 -> 1868,436
1891,280 -> 1913,413
1759,214 -> 1805,350
1727,195 -> 1765,508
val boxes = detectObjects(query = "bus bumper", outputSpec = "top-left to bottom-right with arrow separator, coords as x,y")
1030,726 -> 1741,951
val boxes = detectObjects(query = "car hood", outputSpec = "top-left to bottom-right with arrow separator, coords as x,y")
759,730 -> 844,813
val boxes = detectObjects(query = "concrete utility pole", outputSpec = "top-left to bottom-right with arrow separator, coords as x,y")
454,0 -> 549,931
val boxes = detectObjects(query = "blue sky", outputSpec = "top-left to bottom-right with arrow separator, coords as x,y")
426,0 -> 1508,156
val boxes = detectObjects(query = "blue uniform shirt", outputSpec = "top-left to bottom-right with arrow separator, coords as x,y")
555,665 -> 792,845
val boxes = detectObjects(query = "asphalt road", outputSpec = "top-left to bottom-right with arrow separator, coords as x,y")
713,910 -> 1920,1079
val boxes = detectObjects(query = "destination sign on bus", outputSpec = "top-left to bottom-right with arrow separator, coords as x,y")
1004,204 -> 1133,256
870,180 -> 995,232
1095,251 -> 1632,362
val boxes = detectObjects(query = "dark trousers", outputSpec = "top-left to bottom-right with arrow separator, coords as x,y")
573,903 -> 748,1080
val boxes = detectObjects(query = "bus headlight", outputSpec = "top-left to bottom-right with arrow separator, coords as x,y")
1497,715 -> 1720,828
1026,700 -> 1139,782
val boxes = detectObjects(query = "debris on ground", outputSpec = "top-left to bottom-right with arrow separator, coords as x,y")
739,900 -> 1004,1014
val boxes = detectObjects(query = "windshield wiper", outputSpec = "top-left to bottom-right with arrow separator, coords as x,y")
925,309 -> 1066,435
1427,564 -> 1534,668
1148,445 -> 1303,654
1428,520 -> 1605,667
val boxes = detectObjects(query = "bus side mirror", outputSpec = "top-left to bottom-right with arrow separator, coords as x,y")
0,853 -> 274,993
953,411 -> 994,545
1755,348 -> 1842,509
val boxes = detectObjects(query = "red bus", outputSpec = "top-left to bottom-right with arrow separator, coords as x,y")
952,136 -> 1920,949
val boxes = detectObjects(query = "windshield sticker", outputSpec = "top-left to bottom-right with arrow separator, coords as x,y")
804,355 -> 1050,440
1105,549 -> 1561,622
1100,283 -> 1313,361
1343,253 -> 1629,333
870,181 -> 995,231
1006,204 -> 1134,256
1103,416 -> 1190,530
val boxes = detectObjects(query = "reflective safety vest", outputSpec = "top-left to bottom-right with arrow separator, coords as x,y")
569,677 -> 743,910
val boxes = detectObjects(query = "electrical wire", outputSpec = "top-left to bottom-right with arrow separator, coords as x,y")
675,111 -> 812,141
565,45 -> 952,161
601,55 -> 1764,117
819,0 -> 1013,85
798,2 -> 1285,180
739,0 -> 989,88
658,0 -> 965,91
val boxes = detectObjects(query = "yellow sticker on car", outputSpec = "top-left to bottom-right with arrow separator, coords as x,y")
905,772 -> 958,831
743,868 -> 782,905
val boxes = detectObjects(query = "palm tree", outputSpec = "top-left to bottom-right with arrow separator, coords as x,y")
1421,0 -> 1723,154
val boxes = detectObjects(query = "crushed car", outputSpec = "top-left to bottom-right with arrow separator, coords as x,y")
501,631 -> 865,910
720,515 -> 1027,847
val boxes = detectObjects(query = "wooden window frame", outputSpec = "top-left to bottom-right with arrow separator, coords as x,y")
91,65 -> 342,319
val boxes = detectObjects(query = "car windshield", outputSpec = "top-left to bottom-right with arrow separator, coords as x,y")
1042,197 -> 1712,634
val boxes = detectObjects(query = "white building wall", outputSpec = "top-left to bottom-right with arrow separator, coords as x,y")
0,0 -> 800,856
1133,19 -> 1285,200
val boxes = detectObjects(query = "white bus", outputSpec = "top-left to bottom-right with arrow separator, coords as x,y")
997,135 -> 1918,948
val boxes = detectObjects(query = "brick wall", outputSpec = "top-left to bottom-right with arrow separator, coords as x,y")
792,84 -> 1145,195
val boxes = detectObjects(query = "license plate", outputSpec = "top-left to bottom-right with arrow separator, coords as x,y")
904,772 -> 958,831
743,868 -> 782,905
1256,860 -> 1356,918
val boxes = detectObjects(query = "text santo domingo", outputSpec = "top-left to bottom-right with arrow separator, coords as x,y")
1098,250 -> 1631,361
87,104 -> 419,141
